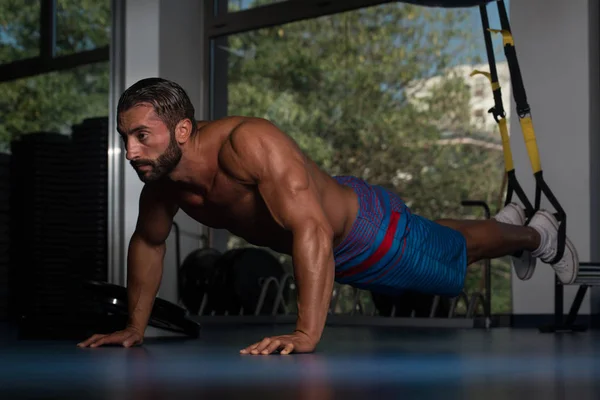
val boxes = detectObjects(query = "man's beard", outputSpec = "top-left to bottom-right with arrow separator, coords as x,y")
131,133 -> 182,183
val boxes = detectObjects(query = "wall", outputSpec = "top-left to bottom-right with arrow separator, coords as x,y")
111,0 -> 600,321
510,0 -> 599,316
112,0 -> 207,306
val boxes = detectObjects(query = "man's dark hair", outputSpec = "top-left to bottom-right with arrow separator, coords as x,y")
117,77 -> 196,134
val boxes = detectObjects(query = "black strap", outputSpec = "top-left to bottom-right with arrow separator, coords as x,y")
479,3 -> 534,220
482,1 -> 567,264
496,0 -> 531,118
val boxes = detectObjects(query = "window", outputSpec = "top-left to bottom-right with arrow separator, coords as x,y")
210,2 -> 512,314
56,0 -> 111,56
0,0 -> 111,149
0,0 -> 41,63
228,0 -> 287,12
0,61 -> 109,152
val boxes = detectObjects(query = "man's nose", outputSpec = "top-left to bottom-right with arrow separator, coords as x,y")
125,142 -> 140,161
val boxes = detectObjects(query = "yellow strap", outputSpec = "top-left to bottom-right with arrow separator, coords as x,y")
471,69 -> 513,171
498,119 -> 514,172
470,70 -> 500,91
488,28 -> 514,46
520,117 -> 542,173
470,69 -> 491,81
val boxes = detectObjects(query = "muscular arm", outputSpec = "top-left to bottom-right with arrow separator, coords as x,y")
220,118 -> 335,345
78,183 -> 178,348
127,183 -> 178,333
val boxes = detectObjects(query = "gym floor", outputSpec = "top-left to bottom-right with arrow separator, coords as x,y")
1,323 -> 599,399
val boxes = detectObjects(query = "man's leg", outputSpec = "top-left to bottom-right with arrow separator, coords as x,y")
435,218 -> 539,264
436,210 -> 579,284
491,202 -> 536,281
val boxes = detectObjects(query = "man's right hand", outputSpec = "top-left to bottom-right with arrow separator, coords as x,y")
77,326 -> 144,348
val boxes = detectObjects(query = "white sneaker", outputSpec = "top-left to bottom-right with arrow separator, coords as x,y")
493,203 -> 526,225
494,203 -> 535,280
529,210 -> 579,284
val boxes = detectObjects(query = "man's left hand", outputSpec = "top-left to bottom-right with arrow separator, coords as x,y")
240,331 -> 317,355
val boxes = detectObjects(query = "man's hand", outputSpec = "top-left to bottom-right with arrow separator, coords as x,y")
77,326 -> 144,348
240,330 -> 317,355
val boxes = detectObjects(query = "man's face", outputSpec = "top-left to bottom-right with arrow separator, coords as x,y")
117,104 -> 182,183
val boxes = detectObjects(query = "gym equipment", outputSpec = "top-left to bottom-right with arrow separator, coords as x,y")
84,280 -> 200,338
179,247 -> 222,315
229,248 -> 288,315
372,291 -> 452,318
475,1 -> 565,260
471,2 -> 600,332
70,118 -> 109,284
9,132 -> 77,336
537,261 -> 600,333
9,119 -> 114,338
187,247 -> 289,316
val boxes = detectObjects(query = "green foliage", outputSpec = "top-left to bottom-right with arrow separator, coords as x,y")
0,0 -> 110,150
55,0 -> 111,56
224,2 -> 510,312
0,0 -> 41,62
225,3 -> 503,218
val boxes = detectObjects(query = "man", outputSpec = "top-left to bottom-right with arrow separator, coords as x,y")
78,78 -> 578,355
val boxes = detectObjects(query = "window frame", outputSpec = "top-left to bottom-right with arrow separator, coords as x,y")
0,0 -> 110,83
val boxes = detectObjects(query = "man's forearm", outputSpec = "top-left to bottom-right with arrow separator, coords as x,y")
126,234 -> 166,332
293,223 -> 335,343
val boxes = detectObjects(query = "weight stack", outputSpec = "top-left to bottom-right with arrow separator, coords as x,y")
70,117 -> 109,284
0,153 -> 10,321
9,133 -> 77,337
67,118 -> 110,337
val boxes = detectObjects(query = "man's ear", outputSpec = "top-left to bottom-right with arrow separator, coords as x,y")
174,118 -> 194,143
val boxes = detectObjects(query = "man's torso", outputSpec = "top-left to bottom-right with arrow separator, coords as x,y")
159,117 -> 359,255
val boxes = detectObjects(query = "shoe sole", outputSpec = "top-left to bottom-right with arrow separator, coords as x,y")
512,251 -> 536,281
536,211 -> 579,285
496,204 -> 533,280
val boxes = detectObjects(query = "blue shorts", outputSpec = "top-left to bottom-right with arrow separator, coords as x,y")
333,176 -> 468,297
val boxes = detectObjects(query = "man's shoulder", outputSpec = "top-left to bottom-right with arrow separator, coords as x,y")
199,116 -> 255,131
203,116 -> 281,135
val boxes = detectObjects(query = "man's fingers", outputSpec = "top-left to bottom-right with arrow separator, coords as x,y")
89,336 -> 111,348
240,336 -> 298,355
240,341 -> 260,354
77,334 -> 106,348
262,340 -> 282,355
89,333 -> 129,348
252,337 -> 272,354
280,343 -> 294,355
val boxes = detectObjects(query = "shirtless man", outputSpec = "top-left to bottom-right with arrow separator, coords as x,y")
77,78 -> 579,355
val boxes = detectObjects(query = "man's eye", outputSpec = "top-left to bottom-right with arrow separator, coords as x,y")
137,133 -> 148,141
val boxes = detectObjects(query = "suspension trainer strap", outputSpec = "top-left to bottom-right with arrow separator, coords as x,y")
473,3 -> 534,219
490,0 -> 566,264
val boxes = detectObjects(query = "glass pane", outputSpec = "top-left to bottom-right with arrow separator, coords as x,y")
212,2 -> 511,314
55,0 -> 111,56
0,61 -> 109,152
228,0 -> 287,13
0,0 -> 41,63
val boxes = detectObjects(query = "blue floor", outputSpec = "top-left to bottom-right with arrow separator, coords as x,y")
1,323 -> 600,399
